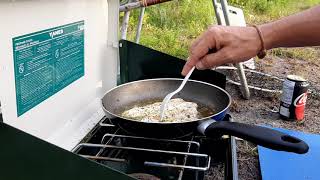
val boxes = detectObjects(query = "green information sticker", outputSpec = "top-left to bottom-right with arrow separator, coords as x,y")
13,21 -> 85,116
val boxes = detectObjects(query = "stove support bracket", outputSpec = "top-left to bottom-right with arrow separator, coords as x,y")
212,0 -> 251,99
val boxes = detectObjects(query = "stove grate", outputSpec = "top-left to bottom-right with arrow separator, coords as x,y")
73,118 -> 212,179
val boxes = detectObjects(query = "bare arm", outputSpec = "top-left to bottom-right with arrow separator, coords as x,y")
262,5 -> 320,49
182,5 -> 320,76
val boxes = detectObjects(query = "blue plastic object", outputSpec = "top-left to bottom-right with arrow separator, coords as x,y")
258,127 -> 320,180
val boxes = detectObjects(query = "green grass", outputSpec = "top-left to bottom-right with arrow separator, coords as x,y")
122,0 -> 320,60
233,0 -> 320,23
270,47 -> 320,63
123,0 -> 215,59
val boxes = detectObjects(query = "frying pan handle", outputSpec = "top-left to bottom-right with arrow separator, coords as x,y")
204,121 -> 309,154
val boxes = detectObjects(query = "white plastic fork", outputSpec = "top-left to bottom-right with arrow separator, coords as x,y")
159,66 -> 196,121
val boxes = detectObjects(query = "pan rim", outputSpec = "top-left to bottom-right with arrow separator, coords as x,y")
101,78 -> 232,124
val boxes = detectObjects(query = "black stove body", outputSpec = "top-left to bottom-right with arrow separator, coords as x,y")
73,40 -> 238,180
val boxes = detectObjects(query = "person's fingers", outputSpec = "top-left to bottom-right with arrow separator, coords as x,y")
182,36 -> 218,75
181,55 -> 200,76
182,26 -> 225,76
181,33 -> 208,76
181,57 -> 193,76
189,32 -> 206,50
190,37 -> 202,50
189,32 -> 217,61
196,48 -> 232,70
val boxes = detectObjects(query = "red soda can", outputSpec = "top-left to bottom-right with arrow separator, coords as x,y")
279,75 -> 309,121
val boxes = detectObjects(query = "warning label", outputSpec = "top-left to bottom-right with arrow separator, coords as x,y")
13,21 -> 85,116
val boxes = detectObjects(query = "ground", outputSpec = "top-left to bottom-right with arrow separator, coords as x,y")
210,51 -> 320,180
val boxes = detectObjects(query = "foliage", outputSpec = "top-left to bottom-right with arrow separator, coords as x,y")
123,0 -> 320,60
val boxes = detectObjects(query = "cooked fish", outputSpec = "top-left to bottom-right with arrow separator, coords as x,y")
121,98 -> 199,122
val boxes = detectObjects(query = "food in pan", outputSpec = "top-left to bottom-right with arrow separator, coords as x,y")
121,98 -> 215,123
121,98 -> 200,122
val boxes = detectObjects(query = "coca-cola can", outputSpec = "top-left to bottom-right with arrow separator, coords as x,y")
279,75 -> 309,121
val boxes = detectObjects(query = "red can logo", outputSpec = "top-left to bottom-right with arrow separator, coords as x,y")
293,93 -> 308,120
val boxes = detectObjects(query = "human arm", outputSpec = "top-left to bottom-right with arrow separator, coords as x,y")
181,5 -> 320,76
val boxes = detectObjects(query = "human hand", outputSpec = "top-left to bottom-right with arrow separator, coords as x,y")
181,25 -> 262,76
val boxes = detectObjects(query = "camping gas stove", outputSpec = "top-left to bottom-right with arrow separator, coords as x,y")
73,115 -> 236,180
70,40 -> 238,180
